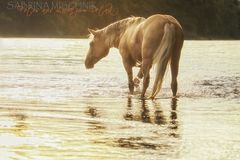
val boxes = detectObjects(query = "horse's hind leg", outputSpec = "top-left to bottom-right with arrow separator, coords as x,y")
122,60 -> 134,94
170,45 -> 181,97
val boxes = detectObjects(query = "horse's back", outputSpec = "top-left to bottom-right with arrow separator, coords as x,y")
143,14 -> 182,30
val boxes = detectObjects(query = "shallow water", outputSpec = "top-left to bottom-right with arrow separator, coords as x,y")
0,39 -> 239,160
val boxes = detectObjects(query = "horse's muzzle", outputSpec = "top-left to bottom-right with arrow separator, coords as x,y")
85,60 -> 94,69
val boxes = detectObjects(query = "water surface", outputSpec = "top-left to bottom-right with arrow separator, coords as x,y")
0,39 -> 239,160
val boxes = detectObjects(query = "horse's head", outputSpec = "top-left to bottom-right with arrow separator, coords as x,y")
85,28 -> 110,69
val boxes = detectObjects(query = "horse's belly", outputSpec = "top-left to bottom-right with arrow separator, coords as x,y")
128,34 -> 143,61
129,44 -> 142,61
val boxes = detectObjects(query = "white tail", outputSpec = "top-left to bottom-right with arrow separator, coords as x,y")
150,23 -> 175,98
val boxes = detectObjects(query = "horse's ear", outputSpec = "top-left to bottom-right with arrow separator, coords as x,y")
88,28 -> 98,36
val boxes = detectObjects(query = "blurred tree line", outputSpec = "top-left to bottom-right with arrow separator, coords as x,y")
0,0 -> 239,39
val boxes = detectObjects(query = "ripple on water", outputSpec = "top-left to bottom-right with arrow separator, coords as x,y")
194,76 -> 240,100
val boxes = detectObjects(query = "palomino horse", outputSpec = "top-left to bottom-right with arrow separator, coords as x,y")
85,14 -> 184,99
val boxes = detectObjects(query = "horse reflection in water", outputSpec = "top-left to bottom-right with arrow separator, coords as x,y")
7,112 -> 28,137
84,97 -> 180,151
120,98 -> 180,149
124,98 -> 178,128
85,106 -> 106,133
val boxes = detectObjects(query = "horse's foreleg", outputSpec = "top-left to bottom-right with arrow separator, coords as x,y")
123,62 -> 134,94
133,67 -> 143,87
141,58 -> 152,98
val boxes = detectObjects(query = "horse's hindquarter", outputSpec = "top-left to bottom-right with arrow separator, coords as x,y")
141,14 -> 183,59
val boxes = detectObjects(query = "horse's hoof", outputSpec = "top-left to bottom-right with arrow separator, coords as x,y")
134,84 -> 139,87
128,94 -> 133,98
146,94 -> 154,100
172,95 -> 179,99
133,77 -> 140,86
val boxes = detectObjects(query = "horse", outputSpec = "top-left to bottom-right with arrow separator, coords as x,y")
85,14 -> 184,99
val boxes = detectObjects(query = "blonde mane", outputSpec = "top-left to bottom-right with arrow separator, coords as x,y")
88,16 -> 145,42
104,16 -> 145,47
104,16 -> 145,35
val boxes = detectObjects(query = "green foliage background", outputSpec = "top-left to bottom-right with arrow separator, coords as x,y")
0,0 -> 239,39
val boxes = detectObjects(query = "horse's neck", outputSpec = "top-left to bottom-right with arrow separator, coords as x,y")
104,17 -> 144,48
103,21 -> 127,48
